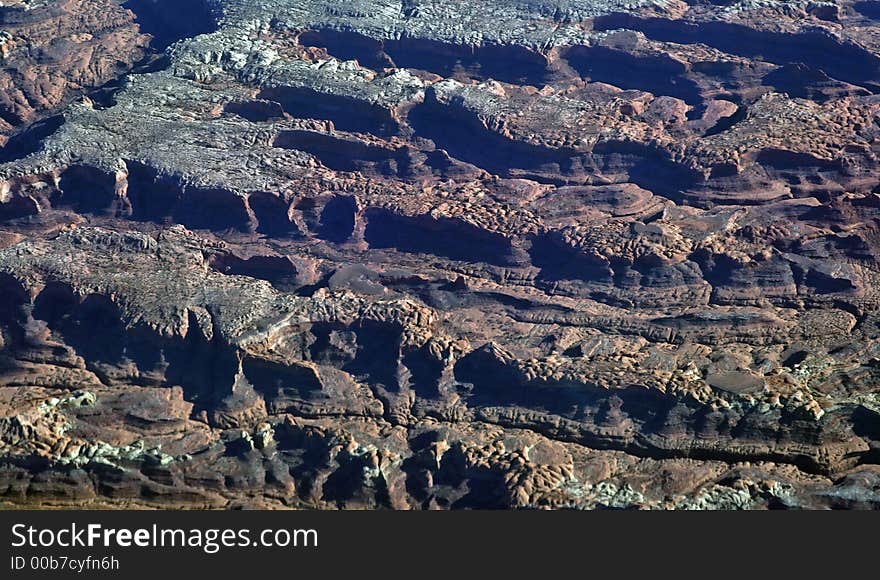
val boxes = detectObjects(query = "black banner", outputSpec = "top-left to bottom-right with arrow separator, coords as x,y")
0,510 -> 874,579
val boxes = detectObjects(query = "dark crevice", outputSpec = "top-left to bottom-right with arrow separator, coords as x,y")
317,195 -> 357,243
762,63 -> 870,103
592,141 -> 697,202
248,192 -> 298,237
124,160 -> 182,222
703,104 -> 747,137
593,15 -> 880,90
26,284 -> 239,413
408,97 -> 584,186
563,45 -> 705,119
243,358 -> 323,405
128,161 -> 269,233
298,28 -> 552,86
529,233 -> 612,283
55,165 -> 119,214
385,38 -> 550,86
224,100 -> 286,123
755,149 -> 843,171
298,29 -> 394,71
86,54 -> 172,110
455,347 -> 860,476
364,208 -> 521,267
0,107 -> 25,129
855,1 -> 880,20
0,274 -> 29,346
273,129 -> 471,181
408,91 -> 698,196
173,187 -> 255,232
258,86 -> 400,137
274,130 -> 407,175
0,196 -> 40,221
208,253 -> 299,290
342,321 -> 403,390
122,0 -> 219,50
0,114 -> 64,163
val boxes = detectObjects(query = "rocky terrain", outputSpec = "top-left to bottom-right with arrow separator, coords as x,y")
1,0 -> 879,509
0,0 -> 152,148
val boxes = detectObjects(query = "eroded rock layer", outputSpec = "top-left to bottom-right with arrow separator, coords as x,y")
1,0 -> 880,509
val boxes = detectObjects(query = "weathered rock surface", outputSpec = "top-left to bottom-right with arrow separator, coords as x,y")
0,0 -> 152,150
1,0 -> 880,509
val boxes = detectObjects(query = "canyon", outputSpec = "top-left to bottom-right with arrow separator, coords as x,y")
1,0 -> 880,509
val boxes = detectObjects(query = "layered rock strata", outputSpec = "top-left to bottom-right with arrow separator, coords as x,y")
1,0 -> 880,509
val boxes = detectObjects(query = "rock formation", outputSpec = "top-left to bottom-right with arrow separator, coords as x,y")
1,0 -> 880,509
